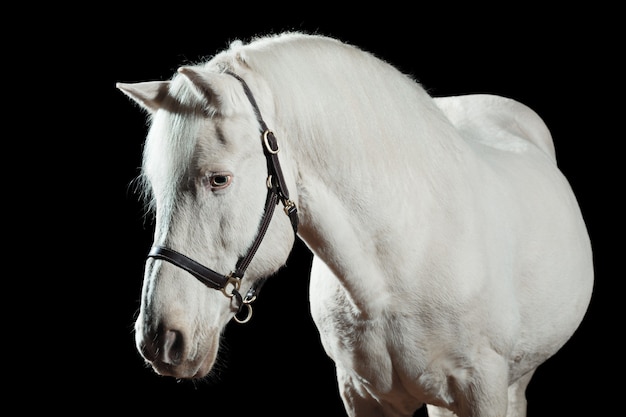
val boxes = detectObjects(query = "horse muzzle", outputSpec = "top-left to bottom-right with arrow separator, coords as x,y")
135,321 -> 219,379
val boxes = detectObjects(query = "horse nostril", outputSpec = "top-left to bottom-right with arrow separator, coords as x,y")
137,326 -> 185,367
160,329 -> 184,365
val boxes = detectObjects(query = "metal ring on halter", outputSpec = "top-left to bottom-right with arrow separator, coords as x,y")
220,274 -> 241,299
234,303 -> 253,324
263,130 -> 280,154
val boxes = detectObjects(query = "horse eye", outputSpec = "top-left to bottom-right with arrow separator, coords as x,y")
203,173 -> 232,190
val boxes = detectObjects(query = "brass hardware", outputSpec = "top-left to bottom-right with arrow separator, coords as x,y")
220,274 -> 241,299
233,303 -> 253,324
263,130 -> 280,154
283,199 -> 296,216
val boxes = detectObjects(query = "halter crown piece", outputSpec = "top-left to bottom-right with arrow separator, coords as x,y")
147,70 -> 298,324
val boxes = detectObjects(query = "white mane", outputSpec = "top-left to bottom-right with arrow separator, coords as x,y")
214,32 -> 462,166
141,32 -> 464,223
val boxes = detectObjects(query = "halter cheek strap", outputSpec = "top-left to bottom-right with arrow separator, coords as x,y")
147,71 -> 298,324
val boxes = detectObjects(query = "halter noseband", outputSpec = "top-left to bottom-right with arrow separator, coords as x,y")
147,70 -> 298,324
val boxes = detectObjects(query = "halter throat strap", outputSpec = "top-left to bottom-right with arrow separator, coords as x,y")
147,71 -> 298,323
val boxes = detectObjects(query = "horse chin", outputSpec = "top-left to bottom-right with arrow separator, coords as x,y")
150,352 -> 216,380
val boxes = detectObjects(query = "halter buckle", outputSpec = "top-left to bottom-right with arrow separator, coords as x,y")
283,199 -> 296,216
263,129 -> 280,154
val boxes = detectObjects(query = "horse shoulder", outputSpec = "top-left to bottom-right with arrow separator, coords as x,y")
434,94 -> 556,161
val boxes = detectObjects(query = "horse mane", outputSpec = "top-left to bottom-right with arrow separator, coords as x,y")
138,73 -> 209,215
138,32 -> 462,213
217,32 -> 454,139
211,32 -> 463,201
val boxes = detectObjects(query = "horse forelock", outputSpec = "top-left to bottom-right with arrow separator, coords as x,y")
137,65 -> 259,215
138,74 -> 209,214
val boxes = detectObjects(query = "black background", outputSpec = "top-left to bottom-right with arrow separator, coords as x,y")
46,5 -> 619,416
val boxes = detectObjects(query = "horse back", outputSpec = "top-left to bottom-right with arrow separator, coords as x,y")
434,94 -> 556,161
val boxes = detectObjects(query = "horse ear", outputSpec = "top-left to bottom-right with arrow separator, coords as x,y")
116,81 -> 170,113
177,67 -> 242,115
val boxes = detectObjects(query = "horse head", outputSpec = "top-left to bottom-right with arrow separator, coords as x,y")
118,66 -> 297,379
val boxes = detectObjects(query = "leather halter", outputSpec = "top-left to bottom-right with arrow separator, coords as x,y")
147,70 -> 298,323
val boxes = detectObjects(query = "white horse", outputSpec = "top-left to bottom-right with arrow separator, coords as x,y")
117,32 -> 593,417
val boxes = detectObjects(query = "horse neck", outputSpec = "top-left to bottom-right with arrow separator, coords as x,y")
271,70 -> 473,316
